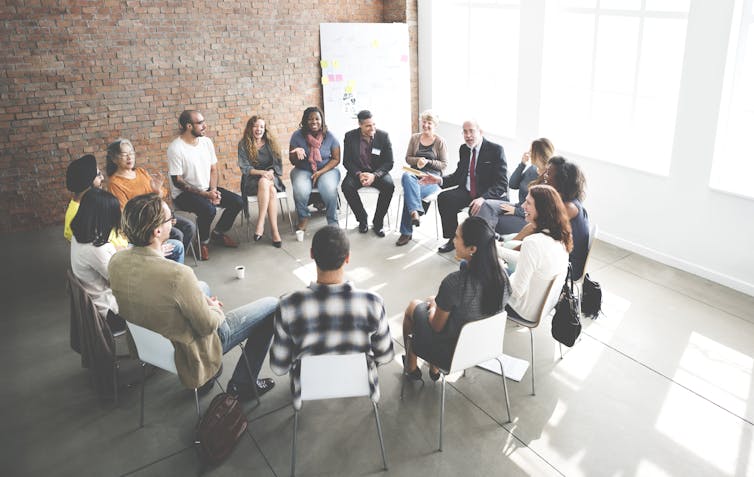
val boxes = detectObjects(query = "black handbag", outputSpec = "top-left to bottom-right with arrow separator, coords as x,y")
580,273 -> 602,319
551,266 -> 581,347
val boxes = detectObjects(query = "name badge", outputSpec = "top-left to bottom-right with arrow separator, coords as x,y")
371,147 -> 381,155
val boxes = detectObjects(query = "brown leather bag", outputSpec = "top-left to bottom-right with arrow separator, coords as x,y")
195,392 -> 248,466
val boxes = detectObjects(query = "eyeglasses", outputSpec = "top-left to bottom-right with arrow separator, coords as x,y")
96,170 -> 104,178
191,120 -> 205,125
163,214 -> 176,224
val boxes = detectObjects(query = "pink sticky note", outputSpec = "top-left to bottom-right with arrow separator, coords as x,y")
400,54 -> 408,62
328,74 -> 336,82
335,74 -> 343,82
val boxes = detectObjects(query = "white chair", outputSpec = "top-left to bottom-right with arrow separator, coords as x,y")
343,186 -> 393,230
506,271 -> 566,395
401,312 -> 512,451
241,174 -> 295,240
394,189 -> 441,239
125,321 -> 204,427
127,321 -> 261,427
290,353 -> 388,476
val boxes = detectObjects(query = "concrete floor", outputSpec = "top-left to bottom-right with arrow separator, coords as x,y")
2,197 -> 754,477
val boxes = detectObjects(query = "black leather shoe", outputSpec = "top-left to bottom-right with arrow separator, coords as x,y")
272,240 -> 282,248
358,222 -> 368,233
402,355 -> 422,381
373,225 -> 385,238
438,239 -> 455,253
227,377 -> 276,401
254,234 -> 262,242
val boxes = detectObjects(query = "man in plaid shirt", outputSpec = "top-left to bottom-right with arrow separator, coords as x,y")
269,225 -> 395,407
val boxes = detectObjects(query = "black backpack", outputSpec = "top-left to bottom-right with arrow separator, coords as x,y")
580,274 -> 602,319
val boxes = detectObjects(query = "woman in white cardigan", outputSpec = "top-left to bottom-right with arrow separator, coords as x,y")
504,185 -> 571,320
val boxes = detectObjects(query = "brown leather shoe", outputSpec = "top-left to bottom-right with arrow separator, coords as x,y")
297,217 -> 308,231
200,244 -> 209,260
396,234 -> 412,246
212,232 -> 238,248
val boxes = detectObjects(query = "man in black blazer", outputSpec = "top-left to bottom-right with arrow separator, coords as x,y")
421,120 -> 508,252
341,110 -> 395,237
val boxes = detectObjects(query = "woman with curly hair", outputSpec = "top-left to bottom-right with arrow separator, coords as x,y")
402,216 -> 511,380
504,156 -> 589,278
289,106 -> 342,230
503,184 -> 572,320
238,116 -> 285,247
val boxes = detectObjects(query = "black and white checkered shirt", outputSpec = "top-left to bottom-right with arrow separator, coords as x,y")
270,281 -> 395,408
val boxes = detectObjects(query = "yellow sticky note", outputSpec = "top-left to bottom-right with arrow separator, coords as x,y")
320,60 -> 329,69
347,80 -> 356,87
371,39 -> 379,48
333,60 -> 340,69
321,76 -> 329,85
345,85 -> 353,94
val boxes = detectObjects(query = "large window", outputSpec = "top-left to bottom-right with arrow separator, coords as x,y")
431,0 -> 520,136
711,0 -> 754,198
539,0 -> 689,174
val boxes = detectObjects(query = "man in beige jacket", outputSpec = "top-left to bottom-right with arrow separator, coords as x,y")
109,193 -> 276,399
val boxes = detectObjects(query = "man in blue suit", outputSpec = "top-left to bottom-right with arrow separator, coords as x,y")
422,120 -> 508,253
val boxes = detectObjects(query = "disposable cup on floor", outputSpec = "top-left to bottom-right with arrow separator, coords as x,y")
235,265 -> 245,279
296,230 -> 304,242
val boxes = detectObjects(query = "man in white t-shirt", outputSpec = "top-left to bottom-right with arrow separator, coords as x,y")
168,110 -> 242,260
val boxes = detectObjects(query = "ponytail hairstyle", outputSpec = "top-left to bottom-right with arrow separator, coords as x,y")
528,184 -> 573,252
460,216 -> 509,315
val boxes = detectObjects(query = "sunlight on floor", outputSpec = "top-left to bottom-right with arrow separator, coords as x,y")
674,331 -> 752,415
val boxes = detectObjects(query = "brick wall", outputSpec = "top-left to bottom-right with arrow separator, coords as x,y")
0,0 -> 417,233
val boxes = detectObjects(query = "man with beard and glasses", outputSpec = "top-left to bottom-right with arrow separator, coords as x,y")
168,110 -> 242,260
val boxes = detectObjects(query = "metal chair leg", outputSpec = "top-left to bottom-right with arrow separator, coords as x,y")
496,357 -> 511,423
291,411 -> 299,477
238,344 -> 260,407
529,328 -> 536,396
139,362 -> 146,428
113,361 -> 119,407
194,388 -> 202,424
372,402 -> 388,470
439,373 -> 446,452
559,342 -> 563,360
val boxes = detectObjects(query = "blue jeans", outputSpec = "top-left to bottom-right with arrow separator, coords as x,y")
291,167 -> 341,225
399,173 -> 440,235
198,282 -> 277,385
164,238 -> 184,264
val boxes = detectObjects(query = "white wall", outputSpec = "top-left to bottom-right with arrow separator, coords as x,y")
418,0 -> 754,296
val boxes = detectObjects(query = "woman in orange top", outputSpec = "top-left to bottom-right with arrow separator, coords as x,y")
106,138 -> 195,251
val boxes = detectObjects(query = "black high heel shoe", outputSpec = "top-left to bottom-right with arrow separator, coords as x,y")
254,234 -> 262,242
272,240 -> 282,248
402,355 -> 422,381
429,368 -> 441,382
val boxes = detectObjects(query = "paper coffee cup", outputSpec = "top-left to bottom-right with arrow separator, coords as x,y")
235,265 -> 245,279
296,230 -> 304,242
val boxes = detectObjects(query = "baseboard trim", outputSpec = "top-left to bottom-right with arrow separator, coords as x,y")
597,231 -> 754,298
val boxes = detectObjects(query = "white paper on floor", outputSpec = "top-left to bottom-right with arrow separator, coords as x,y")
477,354 -> 529,382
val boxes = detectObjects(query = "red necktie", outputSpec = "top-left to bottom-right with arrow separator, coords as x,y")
469,147 -> 477,198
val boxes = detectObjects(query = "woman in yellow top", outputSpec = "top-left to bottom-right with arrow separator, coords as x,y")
106,138 -> 195,253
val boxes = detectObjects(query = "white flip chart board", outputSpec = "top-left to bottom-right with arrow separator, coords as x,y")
319,23 -> 412,173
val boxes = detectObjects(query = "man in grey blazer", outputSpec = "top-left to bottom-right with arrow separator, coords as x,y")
421,120 -> 508,253
341,110 -> 394,237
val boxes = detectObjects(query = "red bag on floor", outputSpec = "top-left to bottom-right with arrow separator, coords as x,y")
195,392 -> 247,466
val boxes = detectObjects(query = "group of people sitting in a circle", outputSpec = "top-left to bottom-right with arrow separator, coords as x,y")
63,106 -> 590,404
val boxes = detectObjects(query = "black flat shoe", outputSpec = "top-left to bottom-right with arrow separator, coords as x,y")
358,222 -> 368,233
254,234 -> 262,242
272,240 -> 282,248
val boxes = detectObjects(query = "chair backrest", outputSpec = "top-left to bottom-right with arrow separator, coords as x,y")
299,353 -> 370,402
448,311 -> 508,374
576,222 -> 599,284
539,271 -> 567,322
126,321 -> 178,375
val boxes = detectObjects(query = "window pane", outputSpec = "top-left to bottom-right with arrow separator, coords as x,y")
711,15 -> 754,197
600,0 -> 641,10
540,1 -> 687,173
645,0 -> 690,12
431,2 -> 520,136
